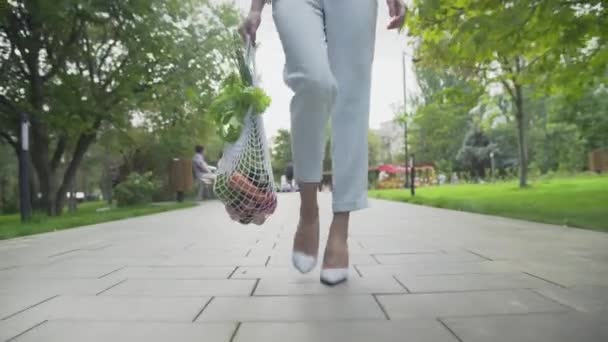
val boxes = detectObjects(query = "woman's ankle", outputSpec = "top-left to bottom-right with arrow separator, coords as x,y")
299,205 -> 319,225
328,212 -> 349,240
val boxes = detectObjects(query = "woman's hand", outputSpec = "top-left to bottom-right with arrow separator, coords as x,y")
240,0 -> 267,44
386,0 -> 407,30
239,10 -> 262,44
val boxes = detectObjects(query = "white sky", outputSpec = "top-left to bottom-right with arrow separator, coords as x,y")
225,0 -> 419,138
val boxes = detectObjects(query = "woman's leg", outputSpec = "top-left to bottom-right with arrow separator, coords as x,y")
273,0 -> 337,273
322,0 -> 378,283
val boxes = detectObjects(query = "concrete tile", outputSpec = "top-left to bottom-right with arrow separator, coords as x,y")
356,261 -> 519,277
11,295 -> 209,322
160,255 -> 268,266
443,312 -> 608,342
0,318 -> 45,341
198,295 -> 385,322
374,252 -> 486,265
377,289 -> 569,319
268,253 -> 378,266
396,273 -> 555,293
534,285 -> 608,313
235,320 -> 458,342
49,256 -> 169,266
0,263 -> 122,279
103,279 -> 256,297
112,266 -> 235,279
14,320 -> 237,342
0,278 -> 124,296
231,266 -> 360,280
521,268 -> 608,287
0,294 -> 56,319
254,276 -> 406,296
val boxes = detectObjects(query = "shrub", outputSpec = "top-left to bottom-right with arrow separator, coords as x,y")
113,172 -> 160,207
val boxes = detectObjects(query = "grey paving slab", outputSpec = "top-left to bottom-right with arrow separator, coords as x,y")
2,194 -> 608,340
373,251 -> 487,265
172,248 -> 251,257
355,260 -> 519,277
0,278 -> 123,296
0,318 -> 45,341
13,321 -> 237,342
534,285 -> 608,313
443,312 -> 608,342
48,256 -> 169,267
377,289 -> 569,319
267,253 -> 377,266
198,295 -> 385,322
9,295 -> 209,322
396,273 -> 556,293
102,279 -> 256,297
357,240 -> 443,254
160,255 -> 269,266
110,266 -> 235,279
231,266 -> 361,280
253,276 -> 406,296
0,294 -> 55,319
235,320 -> 459,342
521,267 -> 608,287
0,263 -> 122,279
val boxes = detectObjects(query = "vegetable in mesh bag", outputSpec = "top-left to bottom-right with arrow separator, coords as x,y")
210,39 -> 276,225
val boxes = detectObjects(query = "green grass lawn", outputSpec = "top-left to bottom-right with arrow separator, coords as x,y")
369,174 -> 608,232
0,201 -> 197,240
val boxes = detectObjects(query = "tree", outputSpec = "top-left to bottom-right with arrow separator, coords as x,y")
407,0 -> 606,187
0,142 -> 18,213
0,0 -> 240,214
549,85 -> 608,151
404,65 -> 480,165
368,130 -> 381,167
271,129 -> 292,179
456,127 -> 498,181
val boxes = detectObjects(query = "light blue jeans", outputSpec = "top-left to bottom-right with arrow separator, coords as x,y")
272,0 -> 378,212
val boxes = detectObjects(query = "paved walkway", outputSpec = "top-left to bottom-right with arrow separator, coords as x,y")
1,193 -> 607,341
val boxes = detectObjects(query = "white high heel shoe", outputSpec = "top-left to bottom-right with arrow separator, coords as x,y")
292,251 -> 317,274
292,222 -> 319,274
320,268 -> 348,286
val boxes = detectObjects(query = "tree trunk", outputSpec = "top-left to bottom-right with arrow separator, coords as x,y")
31,144 -> 58,215
514,84 -> 528,187
54,130 -> 98,214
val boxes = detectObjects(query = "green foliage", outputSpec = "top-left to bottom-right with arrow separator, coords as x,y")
208,72 -> 271,143
532,123 -> 587,174
549,85 -> 608,151
368,130 -> 382,166
1,0 -> 242,214
271,129 -> 292,178
406,66 -> 477,166
113,172 -> 160,207
406,0 -> 607,187
487,123 -> 519,169
0,200 -> 196,240
370,174 -> 608,232
435,159 -> 453,176
0,144 -> 18,214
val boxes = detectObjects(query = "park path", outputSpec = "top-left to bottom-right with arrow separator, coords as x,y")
1,193 -> 607,341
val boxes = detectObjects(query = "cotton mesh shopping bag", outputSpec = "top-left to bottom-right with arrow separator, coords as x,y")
213,39 -> 277,225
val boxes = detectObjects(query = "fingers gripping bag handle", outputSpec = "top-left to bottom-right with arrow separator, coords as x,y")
212,36 -> 277,226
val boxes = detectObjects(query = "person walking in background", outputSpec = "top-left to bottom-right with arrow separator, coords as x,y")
284,161 -> 294,191
192,145 -> 216,201
240,0 -> 406,285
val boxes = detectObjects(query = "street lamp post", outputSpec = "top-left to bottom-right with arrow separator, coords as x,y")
402,51 -> 409,188
19,112 -> 32,222
490,151 -> 495,183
